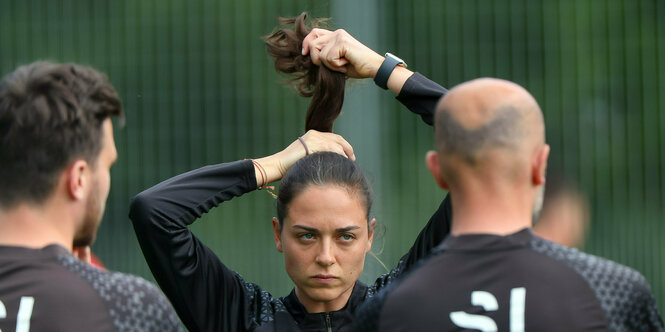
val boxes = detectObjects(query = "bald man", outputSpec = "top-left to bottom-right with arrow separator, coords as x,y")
303,29 -> 663,331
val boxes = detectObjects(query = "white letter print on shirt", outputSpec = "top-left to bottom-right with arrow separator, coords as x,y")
449,287 -> 525,332
0,297 -> 35,332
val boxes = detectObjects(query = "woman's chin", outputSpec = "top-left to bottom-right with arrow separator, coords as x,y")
303,287 -> 343,302
295,282 -> 356,311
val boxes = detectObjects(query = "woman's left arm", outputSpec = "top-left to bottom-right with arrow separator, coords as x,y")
303,28 -> 452,286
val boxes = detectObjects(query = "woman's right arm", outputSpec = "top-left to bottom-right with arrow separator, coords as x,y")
130,159 -> 266,332
129,130 -> 355,332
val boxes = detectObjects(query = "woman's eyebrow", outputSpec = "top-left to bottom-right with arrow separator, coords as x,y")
335,226 -> 360,232
293,225 -> 318,232
292,225 -> 361,233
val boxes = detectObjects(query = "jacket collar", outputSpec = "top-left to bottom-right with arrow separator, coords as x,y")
281,281 -> 368,330
438,227 -> 535,252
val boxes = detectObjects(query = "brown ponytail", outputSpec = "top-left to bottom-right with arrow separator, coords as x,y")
263,12 -> 346,133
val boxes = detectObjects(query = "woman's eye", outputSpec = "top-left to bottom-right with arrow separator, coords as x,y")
339,234 -> 355,241
298,233 -> 314,240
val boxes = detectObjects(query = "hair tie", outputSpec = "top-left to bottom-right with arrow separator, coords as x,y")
298,137 -> 310,155
251,160 -> 267,188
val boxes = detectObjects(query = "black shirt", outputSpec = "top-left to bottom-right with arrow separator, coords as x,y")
128,73 -> 450,332
354,228 -> 664,332
0,244 -> 182,331
129,159 -> 452,332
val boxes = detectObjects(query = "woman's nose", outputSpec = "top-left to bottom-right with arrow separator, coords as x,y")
315,240 -> 335,266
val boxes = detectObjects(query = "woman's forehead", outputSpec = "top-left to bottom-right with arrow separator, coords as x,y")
285,185 -> 367,229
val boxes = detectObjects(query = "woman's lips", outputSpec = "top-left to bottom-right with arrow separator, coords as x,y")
312,275 -> 338,283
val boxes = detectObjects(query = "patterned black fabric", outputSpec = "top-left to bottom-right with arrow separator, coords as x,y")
354,276 -> 400,332
241,276 -> 286,326
530,237 -> 663,332
355,229 -> 664,332
56,250 -> 183,332
366,256 -> 408,298
0,244 -> 182,332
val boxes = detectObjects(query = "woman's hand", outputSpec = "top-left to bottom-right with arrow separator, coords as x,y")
252,130 -> 355,187
301,28 -> 413,94
302,28 -> 384,79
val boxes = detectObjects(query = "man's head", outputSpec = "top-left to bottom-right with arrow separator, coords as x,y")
426,78 -> 549,217
0,62 -> 123,246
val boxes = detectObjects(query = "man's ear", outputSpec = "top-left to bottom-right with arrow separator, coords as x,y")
66,160 -> 89,201
272,218 -> 283,253
532,144 -> 550,186
366,218 -> 376,253
426,151 -> 449,190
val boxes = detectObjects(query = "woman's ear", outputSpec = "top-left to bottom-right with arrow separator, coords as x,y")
272,218 -> 283,252
366,218 -> 377,253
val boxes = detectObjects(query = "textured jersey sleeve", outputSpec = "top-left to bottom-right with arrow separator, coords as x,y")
395,72 -> 448,126
609,272 -> 664,332
352,283 -> 392,332
530,238 -> 664,332
56,251 -> 184,331
129,160 -> 279,332
629,278 -> 664,332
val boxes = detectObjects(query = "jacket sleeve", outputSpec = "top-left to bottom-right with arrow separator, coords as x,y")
395,72 -> 448,126
129,160 -> 276,332
395,71 -> 451,269
370,73 -> 452,292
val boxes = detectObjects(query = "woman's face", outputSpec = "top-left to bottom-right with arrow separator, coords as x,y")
272,184 -> 375,313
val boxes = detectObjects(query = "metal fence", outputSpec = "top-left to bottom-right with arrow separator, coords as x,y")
1,0 -> 663,316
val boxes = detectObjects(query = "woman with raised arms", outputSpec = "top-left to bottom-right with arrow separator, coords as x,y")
129,13 -> 450,331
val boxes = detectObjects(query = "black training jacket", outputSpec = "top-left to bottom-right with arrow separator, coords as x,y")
129,73 -> 449,332
0,244 -> 182,331
354,229 -> 664,332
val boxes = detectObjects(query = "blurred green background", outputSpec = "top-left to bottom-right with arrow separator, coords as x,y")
1,0 -> 663,316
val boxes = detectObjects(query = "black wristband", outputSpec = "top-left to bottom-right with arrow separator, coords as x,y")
373,53 -> 404,90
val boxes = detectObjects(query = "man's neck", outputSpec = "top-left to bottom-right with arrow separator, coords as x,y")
0,203 -> 73,251
449,190 -> 533,236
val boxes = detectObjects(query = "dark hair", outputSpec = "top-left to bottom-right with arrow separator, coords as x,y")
276,152 -> 373,228
0,61 -> 123,208
263,12 -> 346,132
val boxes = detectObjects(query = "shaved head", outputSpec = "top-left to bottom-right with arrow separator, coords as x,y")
434,78 -> 545,187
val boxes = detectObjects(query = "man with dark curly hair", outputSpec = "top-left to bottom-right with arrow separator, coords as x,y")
0,62 -> 182,331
